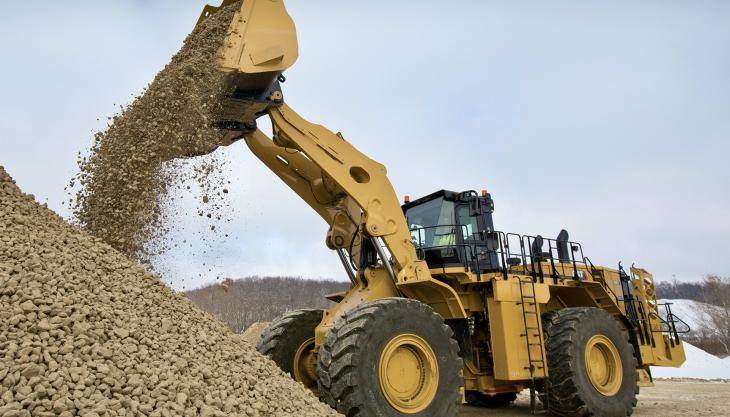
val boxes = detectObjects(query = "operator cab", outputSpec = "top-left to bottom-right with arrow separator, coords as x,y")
402,189 -> 500,272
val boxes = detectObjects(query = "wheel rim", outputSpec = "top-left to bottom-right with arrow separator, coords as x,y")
292,337 -> 318,392
378,333 -> 439,414
584,334 -> 622,396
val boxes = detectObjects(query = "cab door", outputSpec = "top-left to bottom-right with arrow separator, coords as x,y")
455,200 -> 499,272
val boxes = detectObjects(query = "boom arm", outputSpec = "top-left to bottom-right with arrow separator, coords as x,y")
246,103 -> 425,279
198,1 -> 467,336
253,104 -> 420,275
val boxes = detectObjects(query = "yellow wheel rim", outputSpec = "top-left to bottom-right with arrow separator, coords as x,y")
378,333 -> 439,414
292,337 -> 318,393
584,335 -> 622,396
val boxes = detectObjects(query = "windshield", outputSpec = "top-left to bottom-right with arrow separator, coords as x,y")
405,197 -> 455,248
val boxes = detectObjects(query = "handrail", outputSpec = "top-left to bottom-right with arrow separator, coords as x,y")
409,226 -> 589,281
655,302 -> 691,346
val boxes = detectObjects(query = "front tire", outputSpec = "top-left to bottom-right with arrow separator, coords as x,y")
318,298 -> 462,417
542,307 -> 638,417
256,309 -> 323,391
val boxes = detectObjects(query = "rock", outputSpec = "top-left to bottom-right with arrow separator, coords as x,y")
97,347 -> 113,359
113,328 -> 129,339
1,390 -> 13,404
199,405 -> 219,417
19,300 -> 36,313
37,319 -> 53,331
52,398 -> 69,413
21,364 -> 42,379
0,403 -> 21,417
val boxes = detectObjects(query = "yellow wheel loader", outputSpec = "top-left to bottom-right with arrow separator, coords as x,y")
196,1 -> 687,416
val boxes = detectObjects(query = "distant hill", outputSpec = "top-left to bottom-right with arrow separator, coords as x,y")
185,276 -> 349,334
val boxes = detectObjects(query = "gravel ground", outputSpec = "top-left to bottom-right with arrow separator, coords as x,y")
459,381 -> 730,417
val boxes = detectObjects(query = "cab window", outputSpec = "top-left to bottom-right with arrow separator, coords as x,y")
405,197 -> 455,248
457,205 -> 479,240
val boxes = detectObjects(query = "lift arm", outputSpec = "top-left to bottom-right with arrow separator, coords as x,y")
197,0 -> 466,327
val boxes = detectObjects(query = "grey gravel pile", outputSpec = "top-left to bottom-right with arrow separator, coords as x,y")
0,166 -> 340,417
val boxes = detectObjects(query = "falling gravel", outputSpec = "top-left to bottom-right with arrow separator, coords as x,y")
0,166 -> 340,417
69,2 -> 241,264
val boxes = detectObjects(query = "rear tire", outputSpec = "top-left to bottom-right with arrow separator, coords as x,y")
318,298 -> 462,417
256,309 -> 323,391
541,307 -> 638,417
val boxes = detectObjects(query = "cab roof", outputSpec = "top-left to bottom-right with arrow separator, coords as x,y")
401,189 -> 479,211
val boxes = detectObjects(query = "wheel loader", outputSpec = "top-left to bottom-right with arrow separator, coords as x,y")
194,1 -> 687,416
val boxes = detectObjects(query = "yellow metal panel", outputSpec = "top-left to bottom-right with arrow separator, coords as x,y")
314,268 -> 399,346
639,345 -> 655,365
487,297 -> 533,381
652,338 -> 686,367
463,364 -> 525,396
637,368 -> 654,387
249,45 -> 285,66
398,276 -> 467,320
218,0 -> 298,74
196,1 -> 298,74
631,267 -> 686,368
493,279 -> 550,304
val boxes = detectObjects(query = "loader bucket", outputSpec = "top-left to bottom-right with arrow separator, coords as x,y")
197,0 -> 299,128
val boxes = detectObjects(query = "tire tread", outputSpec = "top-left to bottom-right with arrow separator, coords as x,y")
541,307 -> 638,417
318,298 -> 462,417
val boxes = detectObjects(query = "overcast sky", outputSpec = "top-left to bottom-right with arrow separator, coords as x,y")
1,1 -> 729,290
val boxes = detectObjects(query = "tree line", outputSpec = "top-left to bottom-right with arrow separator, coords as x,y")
185,276 -> 349,333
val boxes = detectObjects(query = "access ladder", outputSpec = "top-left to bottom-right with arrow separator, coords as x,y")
518,277 -> 548,414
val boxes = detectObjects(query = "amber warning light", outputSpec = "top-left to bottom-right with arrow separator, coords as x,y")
404,195 -> 410,203
481,189 -> 488,197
